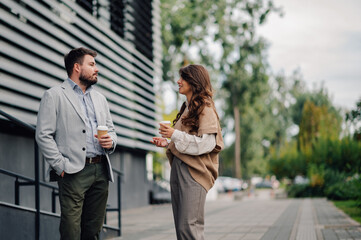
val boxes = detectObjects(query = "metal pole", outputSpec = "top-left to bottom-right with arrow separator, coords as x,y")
118,174 -> 121,236
52,189 -> 57,213
0,109 -> 34,131
35,142 -> 40,240
15,177 -> 19,205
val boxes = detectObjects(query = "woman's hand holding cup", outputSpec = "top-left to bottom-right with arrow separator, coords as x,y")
159,121 -> 174,138
151,121 -> 173,148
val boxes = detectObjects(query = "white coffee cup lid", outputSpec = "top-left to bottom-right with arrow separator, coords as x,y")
97,126 -> 108,131
160,121 -> 171,124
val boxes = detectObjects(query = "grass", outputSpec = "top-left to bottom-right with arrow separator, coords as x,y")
333,200 -> 361,224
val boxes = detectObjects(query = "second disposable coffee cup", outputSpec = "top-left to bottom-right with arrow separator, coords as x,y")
159,120 -> 171,126
159,121 -> 171,137
97,126 -> 108,138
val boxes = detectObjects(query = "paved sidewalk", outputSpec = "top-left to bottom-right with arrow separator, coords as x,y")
108,190 -> 361,240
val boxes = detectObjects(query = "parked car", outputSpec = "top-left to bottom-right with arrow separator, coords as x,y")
217,176 -> 243,192
255,180 -> 273,189
294,175 -> 309,185
250,176 -> 263,186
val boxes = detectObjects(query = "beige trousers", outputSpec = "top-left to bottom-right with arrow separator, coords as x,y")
170,156 -> 207,240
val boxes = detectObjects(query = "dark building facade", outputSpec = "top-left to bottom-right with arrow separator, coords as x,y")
0,0 -> 162,239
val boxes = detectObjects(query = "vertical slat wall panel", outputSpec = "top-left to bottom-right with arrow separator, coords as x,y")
0,0 -> 161,151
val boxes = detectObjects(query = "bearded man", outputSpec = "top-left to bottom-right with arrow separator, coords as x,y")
36,47 -> 117,240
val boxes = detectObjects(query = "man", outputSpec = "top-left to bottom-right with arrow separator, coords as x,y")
36,47 -> 117,239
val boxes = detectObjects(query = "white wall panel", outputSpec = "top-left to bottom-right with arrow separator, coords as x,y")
0,0 -> 160,151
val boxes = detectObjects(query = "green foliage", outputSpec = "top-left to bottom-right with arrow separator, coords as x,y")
268,141 -> 306,179
325,178 -> 361,201
339,138 -> 361,173
290,84 -> 339,125
152,151 -> 167,180
159,0 -> 359,185
161,0 -> 281,178
308,164 -> 325,187
286,164 -> 361,202
162,109 -> 178,125
333,200 -> 361,224
346,98 -> 361,123
298,100 -> 342,155
287,184 -> 323,198
346,98 -> 361,141
270,84 -> 360,202
266,73 -> 302,148
309,137 -> 361,174
322,167 -> 347,187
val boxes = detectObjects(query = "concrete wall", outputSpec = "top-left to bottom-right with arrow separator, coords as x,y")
0,0 -> 162,235
107,147 -> 150,210
0,124 -> 150,212
0,0 -> 161,151
0,203 -> 119,240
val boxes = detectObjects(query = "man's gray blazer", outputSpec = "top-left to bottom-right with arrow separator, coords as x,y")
35,80 -> 117,182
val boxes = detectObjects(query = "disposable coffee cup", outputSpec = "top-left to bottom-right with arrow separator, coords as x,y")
159,121 -> 171,137
159,120 -> 171,126
97,126 -> 108,138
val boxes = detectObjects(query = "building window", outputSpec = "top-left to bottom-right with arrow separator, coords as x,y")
110,0 -> 125,38
76,0 -> 94,15
129,0 -> 153,60
76,0 -> 153,61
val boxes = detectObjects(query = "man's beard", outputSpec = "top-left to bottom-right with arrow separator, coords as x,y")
79,73 -> 97,87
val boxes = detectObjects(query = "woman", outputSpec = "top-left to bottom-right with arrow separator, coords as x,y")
152,64 -> 224,240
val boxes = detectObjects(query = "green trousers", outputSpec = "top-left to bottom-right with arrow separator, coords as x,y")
58,162 -> 109,240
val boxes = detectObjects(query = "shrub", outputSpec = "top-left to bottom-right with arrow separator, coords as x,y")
325,177 -> 361,201
286,183 -> 323,198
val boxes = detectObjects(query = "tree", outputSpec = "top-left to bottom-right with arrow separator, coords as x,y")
210,1 -> 279,178
263,71 -> 305,163
268,79 -> 345,180
297,90 -> 342,155
346,98 -> 361,141
160,0 -> 280,178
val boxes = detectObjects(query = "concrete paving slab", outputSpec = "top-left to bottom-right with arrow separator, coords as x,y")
107,190 -> 360,240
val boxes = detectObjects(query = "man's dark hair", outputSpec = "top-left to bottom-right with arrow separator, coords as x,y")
64,47 -> 97,77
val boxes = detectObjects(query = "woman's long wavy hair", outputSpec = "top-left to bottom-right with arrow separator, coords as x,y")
173,64 -> 218,133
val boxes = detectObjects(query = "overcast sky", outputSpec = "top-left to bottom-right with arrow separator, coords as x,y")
258,0 -> 361,110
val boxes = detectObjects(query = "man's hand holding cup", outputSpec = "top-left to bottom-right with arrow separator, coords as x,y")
95,126 -> 113,149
